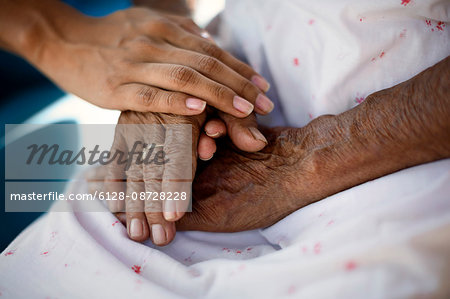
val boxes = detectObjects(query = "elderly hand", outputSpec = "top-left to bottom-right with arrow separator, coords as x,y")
104,110 -> 206,245
105,106 -> 271,245
111,57 -> 449,236
176,57 -> 450,232
176,126 -> 319,232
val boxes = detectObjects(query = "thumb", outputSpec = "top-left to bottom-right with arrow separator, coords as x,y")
219,112 -> 267,152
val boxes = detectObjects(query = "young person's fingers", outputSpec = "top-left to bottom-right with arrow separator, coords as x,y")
162,30 -> 270,92
117,83 -> 206,115
165,15 -> 214,41
131,63 -> 255,118
159,50 -> 273,114
144,20 -> 270,95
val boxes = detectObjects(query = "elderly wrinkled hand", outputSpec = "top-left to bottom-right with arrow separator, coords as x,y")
104,110 -> 205,245
106,105 -> 273,245
176,57 -> 450,232
177,126 -> 316,232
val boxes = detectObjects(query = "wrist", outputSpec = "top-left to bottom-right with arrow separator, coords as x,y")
292,114 -> 361,201
2,1 -> 90,66
298,57 -> 450,203
300,101 -> 424,203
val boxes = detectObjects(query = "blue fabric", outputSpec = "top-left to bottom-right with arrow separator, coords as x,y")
63,0 -> 132,16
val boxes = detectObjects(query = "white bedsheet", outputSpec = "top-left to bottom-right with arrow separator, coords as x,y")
1,159 -> 449,298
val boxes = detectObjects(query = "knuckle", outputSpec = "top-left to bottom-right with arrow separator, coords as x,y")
183,18 -> 196,26
105,78 -> 127,98
163,92 -> 178,108
131,37 -> 162,54
239,80 -> 255,96
137,87 -> 158,107
234,62 -> 252,76
131,36 -> 149,46
180,18 -> 196,28
145,18 -> 172,33
126,167 -> 142,181
168,66 -> 196,88
105,76 -> 118,90
211,85 -> 229,101
200,42 -> 223,59
144,202 -> 161,213
197,56 -> 221,74
126,200 -> 142,212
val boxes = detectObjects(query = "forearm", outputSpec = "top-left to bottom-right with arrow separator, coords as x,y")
303,56 -> 450,199
0,0 -> 89,63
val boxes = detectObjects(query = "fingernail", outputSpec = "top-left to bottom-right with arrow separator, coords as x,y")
200,153 -> 214,161
129,218 -> 143,238
186,98 -> 206,111
205,130 -> 221,138
233,96 -> 254,115
163,200 -> 177,221
255,94 -> 274,114
251,75 -> 270,92
248,127 -> 268,144
151,224 -> 166,245
163,212 -> 177,221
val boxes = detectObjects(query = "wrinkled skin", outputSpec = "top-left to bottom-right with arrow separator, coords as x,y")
105,110 -> 206,245
117,110 -> 206,170
177,126 -> 317,232
110,56 -> 449,239
176,56 -> 450,232
106,118 -> 315,236
104,107 -> 269,245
